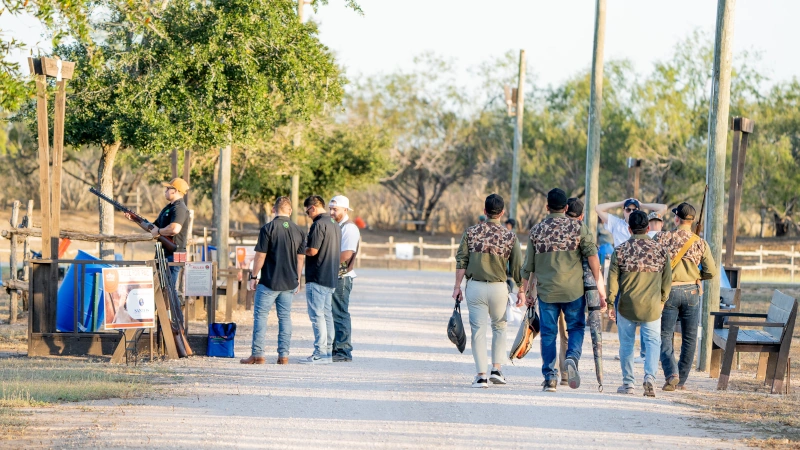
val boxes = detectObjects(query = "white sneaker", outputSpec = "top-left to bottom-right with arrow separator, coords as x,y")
298,355 -> 332,365
489,370 -> 507,385
634,356 -> 645,364
472,376 -> 488,388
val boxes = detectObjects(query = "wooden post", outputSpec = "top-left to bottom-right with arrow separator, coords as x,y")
418,237 -> 424,271
508,49 -> 526,221
583,0 -> 607,235
759,245 -> 764,280
627,158 -> 641,199
29,58 -> 52,260
170,149 -> 179,179
51,79 -> 67,257
791,246 -> 795,283
450,237 -> 456,271
9,201 -> 20,324
22,200 -> 33,311
388,236 -> 394,270
183,149 -> 192,208
724,117 -> 754,268
699,0 -> 736,373
213,143 -> 232,269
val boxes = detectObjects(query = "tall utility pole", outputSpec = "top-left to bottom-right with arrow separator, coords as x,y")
699,0 -> 736,372
583,0 -> 606,234
508,49 -> 526,221
290,0 -> 307,224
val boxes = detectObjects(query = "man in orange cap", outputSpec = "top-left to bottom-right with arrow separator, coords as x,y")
126,178 -> 190,295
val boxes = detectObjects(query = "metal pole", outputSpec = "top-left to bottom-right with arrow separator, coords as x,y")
583,0 -> 607,234
699,0 -> 736,372
509,49 -> 526,221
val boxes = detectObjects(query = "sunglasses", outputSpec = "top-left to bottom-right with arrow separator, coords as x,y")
624,207 -> 638,213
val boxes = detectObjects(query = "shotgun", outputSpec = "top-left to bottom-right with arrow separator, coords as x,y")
89,187 -> 177,252
156,242 -> 192,357
694,184 -> 709,235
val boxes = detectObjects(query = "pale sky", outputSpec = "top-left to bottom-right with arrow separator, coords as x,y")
2,0 -> 797,89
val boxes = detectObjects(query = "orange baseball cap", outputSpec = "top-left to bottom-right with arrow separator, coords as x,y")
162,178 -> 190,195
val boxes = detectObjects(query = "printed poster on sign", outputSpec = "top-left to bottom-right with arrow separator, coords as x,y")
184,262 -> 214,297
102,267 -> 155,330
234,246 -> 256,270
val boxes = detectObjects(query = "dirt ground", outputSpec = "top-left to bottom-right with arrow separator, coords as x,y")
3,269 -> 784,449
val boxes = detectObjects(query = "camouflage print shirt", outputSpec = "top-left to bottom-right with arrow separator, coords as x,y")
607,234 -> 672,322
522,213 -> 598,303
456,219 -> 522,286
654,224 -> 717,283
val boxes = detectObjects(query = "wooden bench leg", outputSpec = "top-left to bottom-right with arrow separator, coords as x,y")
771,344 -> 792,395
756,352 -> 769,381
710,345 -> 723,378
765,353 -> 779,386
717,327 -> 739,390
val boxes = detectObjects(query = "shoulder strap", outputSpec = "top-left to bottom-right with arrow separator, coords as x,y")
671,234 -> 700,270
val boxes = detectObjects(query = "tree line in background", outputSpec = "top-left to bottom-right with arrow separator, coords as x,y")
1,1 -> 798,237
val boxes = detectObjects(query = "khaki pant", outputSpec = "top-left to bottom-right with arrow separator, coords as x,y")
465,280 -> 508,374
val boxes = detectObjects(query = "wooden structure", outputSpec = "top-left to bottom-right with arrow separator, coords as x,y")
710,290 -> 797,393
26,257 -> 218,358
724,117 -> 754,288
626,157 -> 641,199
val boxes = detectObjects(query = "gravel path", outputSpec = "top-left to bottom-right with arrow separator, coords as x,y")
19,269 -> 753,449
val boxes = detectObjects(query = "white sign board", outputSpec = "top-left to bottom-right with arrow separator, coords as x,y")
102,267 -> 155,330
395,243 -> 415,261
185,262 -> 214,297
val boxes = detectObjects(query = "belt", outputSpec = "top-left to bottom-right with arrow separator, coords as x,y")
672,281 -> 698,286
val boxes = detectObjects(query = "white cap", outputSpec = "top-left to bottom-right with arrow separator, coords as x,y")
329,195 -> 352,211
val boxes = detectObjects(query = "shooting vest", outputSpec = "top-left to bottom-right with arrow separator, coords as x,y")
338,219 -> 360,278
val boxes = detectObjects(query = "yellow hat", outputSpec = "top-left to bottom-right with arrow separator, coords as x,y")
162,178 -> 190,195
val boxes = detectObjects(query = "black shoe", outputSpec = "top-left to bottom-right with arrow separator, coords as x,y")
489,370 -> 506,385
565,357 -> 581,389
332,355 -> 352,362
542,379 -> 557,392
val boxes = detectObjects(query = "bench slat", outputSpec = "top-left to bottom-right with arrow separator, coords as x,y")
713,328 -> 780,345
766,291 -> 796,340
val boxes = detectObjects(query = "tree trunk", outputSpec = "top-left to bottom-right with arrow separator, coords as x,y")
257,203 -> 268,225
213,144 -> 232,269
98,142 -> 121,259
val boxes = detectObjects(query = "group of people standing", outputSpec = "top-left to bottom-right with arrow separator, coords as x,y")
455,189 -> 716,396
239,195 -> 360,365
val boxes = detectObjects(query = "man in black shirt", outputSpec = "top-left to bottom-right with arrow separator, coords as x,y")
241,197 -> 306,365
299,195 -> 341,364
127,178 -> 190,298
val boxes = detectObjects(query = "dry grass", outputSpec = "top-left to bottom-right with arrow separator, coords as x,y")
678,287 -> 800,448
0,356 -> 174,440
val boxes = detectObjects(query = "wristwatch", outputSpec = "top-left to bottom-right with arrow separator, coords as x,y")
249,275 -> 258,280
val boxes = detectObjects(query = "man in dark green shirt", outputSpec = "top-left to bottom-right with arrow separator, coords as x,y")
522,188 -> 605,392
607,210 -> 672,397
454,194 -> 523,388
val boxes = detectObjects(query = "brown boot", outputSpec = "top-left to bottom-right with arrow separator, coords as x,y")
277,357 -> 289,365
240,355 -> 265,364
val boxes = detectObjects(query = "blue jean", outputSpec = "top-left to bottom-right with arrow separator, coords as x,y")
332,276 -> 354,358
251,284 -> 295,357
617,313 -> 661,386
306,282 -> 335,358
166,255 -> 182,301
660,284 -> 701,384
539,297 -> 586,381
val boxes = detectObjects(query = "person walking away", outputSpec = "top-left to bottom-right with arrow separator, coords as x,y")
654,202 -> 717,391
300,195 -> 342,364
453,194 -> 523,388
647,212 -> 663,237
504,218 -> 518,293
607,211 -> 672,397
241,197 -> 306,365
328,195 -> 360,362
522,188 -> 606,392
127,178 -> 190,298
596,198 -> 667,364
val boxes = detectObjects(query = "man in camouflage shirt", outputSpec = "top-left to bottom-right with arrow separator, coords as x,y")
654,202 -> 716,391
454,194 -> 523,388
522,188 -> 606,392
607,211 -> 672,397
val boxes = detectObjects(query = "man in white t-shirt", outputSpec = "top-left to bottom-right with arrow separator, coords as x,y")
328,195 -> 361,362
596,198 -> 667,363
596,198 -> 668,247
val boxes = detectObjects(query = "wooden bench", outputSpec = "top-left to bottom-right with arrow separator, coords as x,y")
710,290 -> 797,393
